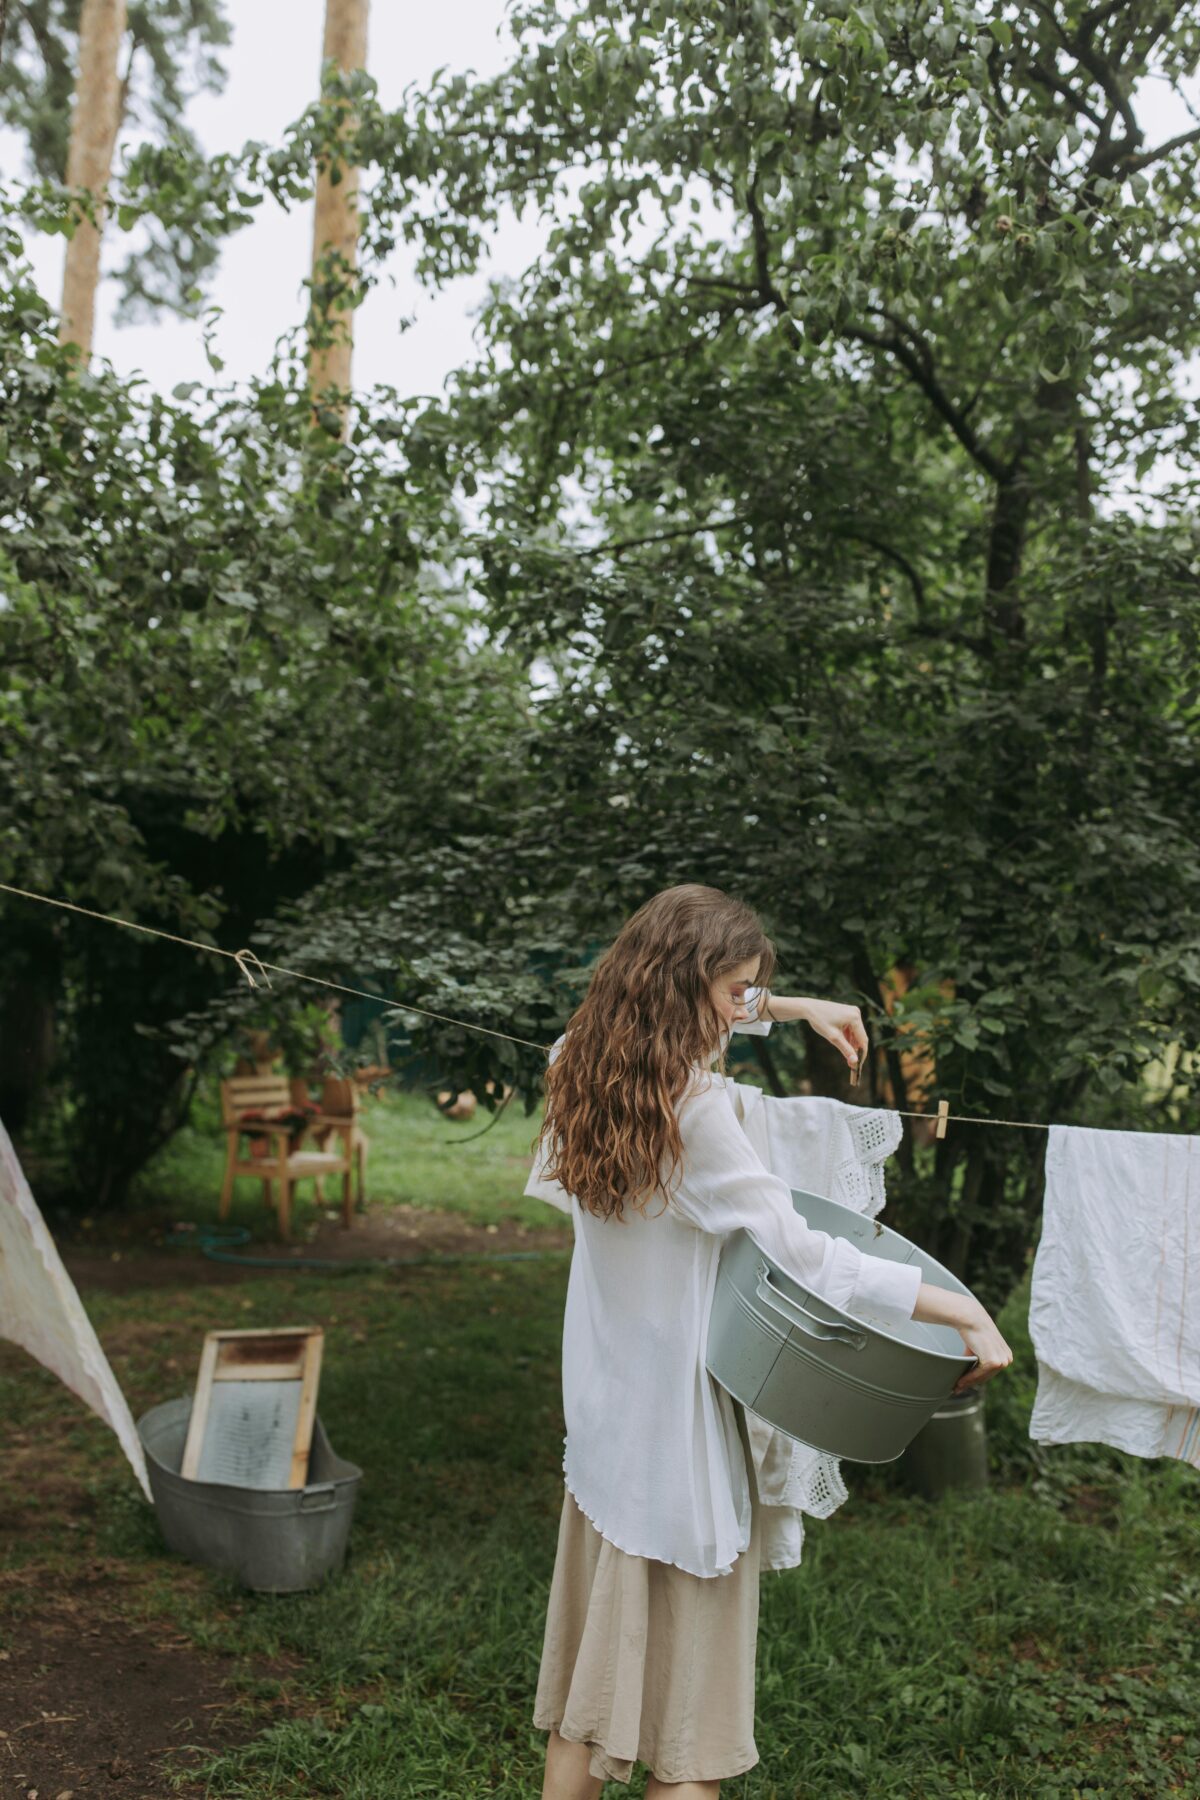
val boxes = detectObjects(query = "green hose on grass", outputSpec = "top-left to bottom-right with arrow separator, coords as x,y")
168,1222 -> 572,1272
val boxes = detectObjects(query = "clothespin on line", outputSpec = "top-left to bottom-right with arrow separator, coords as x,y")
935,1099 -> 950,1139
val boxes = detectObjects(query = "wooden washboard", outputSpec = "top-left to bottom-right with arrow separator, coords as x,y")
181,1326 -> 324,1490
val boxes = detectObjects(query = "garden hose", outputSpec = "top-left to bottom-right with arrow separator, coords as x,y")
167,1221 -> 571,1272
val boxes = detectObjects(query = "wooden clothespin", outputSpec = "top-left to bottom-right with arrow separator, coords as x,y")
849,1046 -> 866,1088
935,1099 -> 950,1139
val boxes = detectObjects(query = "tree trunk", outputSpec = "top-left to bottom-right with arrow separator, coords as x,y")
982,470 -> 1032,644
308,0 -> 369,435
58,0 -> 127,357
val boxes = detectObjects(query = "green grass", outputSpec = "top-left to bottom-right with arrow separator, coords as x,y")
1,1247 -> 1196,1798
116,1076 -> 568,1244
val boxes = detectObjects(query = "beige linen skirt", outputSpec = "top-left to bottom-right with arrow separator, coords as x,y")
533,1403 -> 762,1786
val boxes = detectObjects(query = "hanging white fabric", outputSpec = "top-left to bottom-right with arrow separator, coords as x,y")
1029,1123 -> 1199,1469
0,1115 -> 151,1500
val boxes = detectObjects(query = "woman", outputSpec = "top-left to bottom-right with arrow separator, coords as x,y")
528,885 -> 1012,1798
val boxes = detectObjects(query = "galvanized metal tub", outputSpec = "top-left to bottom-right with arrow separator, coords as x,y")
706,1188 -> 978,1463
137,1395 -> 362,1592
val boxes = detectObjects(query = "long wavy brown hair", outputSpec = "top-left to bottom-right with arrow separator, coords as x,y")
533,885 -> 777,1222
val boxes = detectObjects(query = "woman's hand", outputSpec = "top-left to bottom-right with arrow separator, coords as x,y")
913,1286 -> 1014,1397
797,997 -> 869,1075
951,1306 -> 1014,1397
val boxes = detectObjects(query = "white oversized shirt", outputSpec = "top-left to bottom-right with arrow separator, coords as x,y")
524,989 -> 923,1578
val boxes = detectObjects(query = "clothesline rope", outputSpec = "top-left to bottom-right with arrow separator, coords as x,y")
0,880 -> 548,1051
0,876 -> 1066,1132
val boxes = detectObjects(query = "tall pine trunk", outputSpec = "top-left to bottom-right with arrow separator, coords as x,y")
308,0 -> 369,435
58,0 -> 128,356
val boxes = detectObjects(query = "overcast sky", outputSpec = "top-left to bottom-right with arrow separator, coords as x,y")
3,0 -> 1197,495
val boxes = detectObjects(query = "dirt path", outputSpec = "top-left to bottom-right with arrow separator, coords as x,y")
0,1564 -> 295,1799
59,1201 -> 571,1293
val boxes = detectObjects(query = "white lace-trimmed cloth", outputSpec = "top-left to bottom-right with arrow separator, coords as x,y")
717,1080 -> 906,1554
0,1115 -> 151,1500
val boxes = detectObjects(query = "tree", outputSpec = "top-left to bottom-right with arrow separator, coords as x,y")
291,0 -> 1200,1313
1,0 -> 231,339
58,0 -> 126,353
308,0 -> 369,436
6,0 -> 1199,1294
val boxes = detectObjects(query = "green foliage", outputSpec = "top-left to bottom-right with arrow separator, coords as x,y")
0,211 -> 532,1205
3,6 -> 1199,1307
306,0 -> 1200,1303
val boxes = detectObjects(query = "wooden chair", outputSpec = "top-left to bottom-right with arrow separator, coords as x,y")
219,1075 -> 352,1242
306,1076 -> 369,1213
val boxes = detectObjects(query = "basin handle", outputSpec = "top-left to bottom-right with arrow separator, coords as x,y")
299,1483 -> 338,1512
755,1260 -> 868,1352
